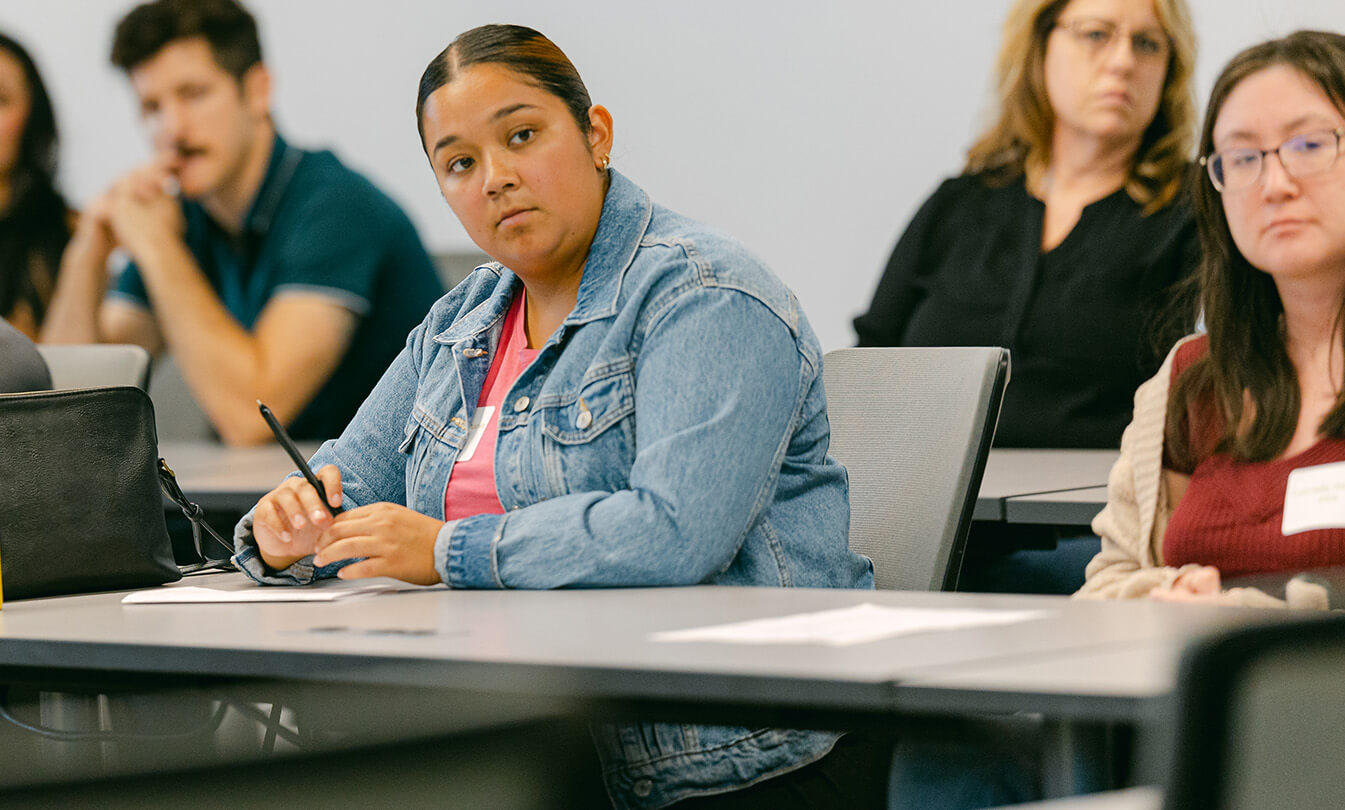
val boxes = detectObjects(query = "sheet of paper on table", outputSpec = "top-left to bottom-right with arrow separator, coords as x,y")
122,578 -> 441,604
650,603 -> 1052,647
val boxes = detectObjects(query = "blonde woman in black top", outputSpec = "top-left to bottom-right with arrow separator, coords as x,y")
856,0 -> 1199,450
855,0 -> 1200,596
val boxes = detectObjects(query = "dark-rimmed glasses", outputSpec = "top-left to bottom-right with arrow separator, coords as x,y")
1202,129 -> 1344,193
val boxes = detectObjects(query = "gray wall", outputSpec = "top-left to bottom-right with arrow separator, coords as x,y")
5,0 -> 1343,349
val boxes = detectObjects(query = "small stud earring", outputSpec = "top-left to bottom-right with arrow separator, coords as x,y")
599,154 -> 611,170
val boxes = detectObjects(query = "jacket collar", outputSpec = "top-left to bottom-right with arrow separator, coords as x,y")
564,169 -> 652,326
244,133 -> 302,234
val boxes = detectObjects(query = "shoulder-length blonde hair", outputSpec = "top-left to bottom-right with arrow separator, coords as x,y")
964,0 -> 1196,213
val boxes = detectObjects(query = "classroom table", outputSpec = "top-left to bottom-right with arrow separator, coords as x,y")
0,577 -> 1309,801
973,449 -> 1117,522
0,578 -> 1295,730
1004,486 -> 1110,527
159,440 -> 319,513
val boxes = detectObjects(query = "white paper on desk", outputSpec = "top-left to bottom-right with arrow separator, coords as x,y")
650,604 -> 1050,647
121,579 -> 434,605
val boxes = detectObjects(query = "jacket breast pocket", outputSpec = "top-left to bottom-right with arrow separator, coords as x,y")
535,370 -> 637,495
398,404 -> 466,513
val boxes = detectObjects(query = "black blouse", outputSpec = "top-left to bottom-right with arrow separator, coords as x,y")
853,173 -> 1198,448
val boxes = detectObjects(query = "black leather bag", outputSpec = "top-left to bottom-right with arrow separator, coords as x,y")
0,386 -> 181,600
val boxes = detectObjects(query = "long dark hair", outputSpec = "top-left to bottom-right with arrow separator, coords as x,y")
0,32 -> 69,330
415,24 -> 593,151
1167,30 -> 1345,469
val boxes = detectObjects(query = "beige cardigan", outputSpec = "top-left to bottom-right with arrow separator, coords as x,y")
1074,336 -> 1327,609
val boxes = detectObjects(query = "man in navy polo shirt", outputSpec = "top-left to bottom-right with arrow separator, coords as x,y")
44,0 -> 444,444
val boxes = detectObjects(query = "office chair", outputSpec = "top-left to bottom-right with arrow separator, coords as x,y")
1165,615 -> 1345,810
822,347 -> 1009,591
36,344 -> 152,391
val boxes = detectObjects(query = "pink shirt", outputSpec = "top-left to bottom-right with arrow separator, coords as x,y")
443,292 -> 539,520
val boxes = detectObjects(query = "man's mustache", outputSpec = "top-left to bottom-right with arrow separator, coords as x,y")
167,142 -> 207,160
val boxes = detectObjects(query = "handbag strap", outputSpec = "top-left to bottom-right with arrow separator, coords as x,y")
157,458 -> 235,575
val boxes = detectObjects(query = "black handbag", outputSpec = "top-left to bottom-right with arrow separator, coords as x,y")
0,385 -> 182,600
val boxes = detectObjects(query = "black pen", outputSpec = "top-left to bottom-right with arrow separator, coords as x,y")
257,400 -> 343,517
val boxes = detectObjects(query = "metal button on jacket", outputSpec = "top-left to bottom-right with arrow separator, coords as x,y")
513,396 -> 530,412
575,410 -> 593,429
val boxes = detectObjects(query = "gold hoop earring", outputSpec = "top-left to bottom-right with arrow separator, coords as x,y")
600,154 -> 611,170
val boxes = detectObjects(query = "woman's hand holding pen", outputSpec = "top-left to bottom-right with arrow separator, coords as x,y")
253,464 -> 345,571
253,465 -> 444,585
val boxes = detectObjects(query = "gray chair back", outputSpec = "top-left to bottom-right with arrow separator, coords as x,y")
148,353 -> 214,439
1165,616 -> 1345,810
822,347 -> 1009,591
36,344 -> 152,391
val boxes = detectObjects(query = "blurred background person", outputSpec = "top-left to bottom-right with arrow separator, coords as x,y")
854,0 -> 1201,595
42,0 -> 443,445
0,32 -> 71,340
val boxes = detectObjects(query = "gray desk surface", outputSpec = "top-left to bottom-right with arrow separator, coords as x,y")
974,450 -> 1118,521
160,440 -> 319,512
1004,486 -> 1110,527
0,577 -> 1290,724
1003,787 -> 1161,810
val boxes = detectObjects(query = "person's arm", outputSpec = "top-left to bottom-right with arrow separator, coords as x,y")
43,181 -> 167,351
434,287 -> 808,589
100,176 -> 360,445
853,178 -> 954,346
1079,451 -> 1194,599
231,309 -> 434,584
1074,340 -> 1212,599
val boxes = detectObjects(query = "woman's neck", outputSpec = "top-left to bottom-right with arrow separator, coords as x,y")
519,261 -> 586,350
0,176 -> 12,213
1038,126 -> 1139,200
1279,270 -> 1345,387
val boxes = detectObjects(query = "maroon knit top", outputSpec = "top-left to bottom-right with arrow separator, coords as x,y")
1162,336 -> 1345,577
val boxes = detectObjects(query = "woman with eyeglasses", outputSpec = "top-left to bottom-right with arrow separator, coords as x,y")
855,0 -> 1199,595
1078,30 -> 1345,607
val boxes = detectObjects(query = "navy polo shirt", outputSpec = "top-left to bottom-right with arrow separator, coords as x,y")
111,133 -> 445,440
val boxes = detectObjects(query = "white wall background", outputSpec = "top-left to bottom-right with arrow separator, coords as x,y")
3,0 -> 1343,349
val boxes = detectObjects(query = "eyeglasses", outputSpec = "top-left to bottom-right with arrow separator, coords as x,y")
1055,18 -> 1171,62
1201,129 -> 1344,193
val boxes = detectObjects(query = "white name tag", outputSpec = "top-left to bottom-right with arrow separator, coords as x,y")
1282,461 -> 1345,535
455,405 -> 494,463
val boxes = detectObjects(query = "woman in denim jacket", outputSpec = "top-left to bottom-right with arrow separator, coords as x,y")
232,24 -> 877,810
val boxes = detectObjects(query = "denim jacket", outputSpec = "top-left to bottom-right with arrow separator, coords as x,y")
233,170 -> 874,809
